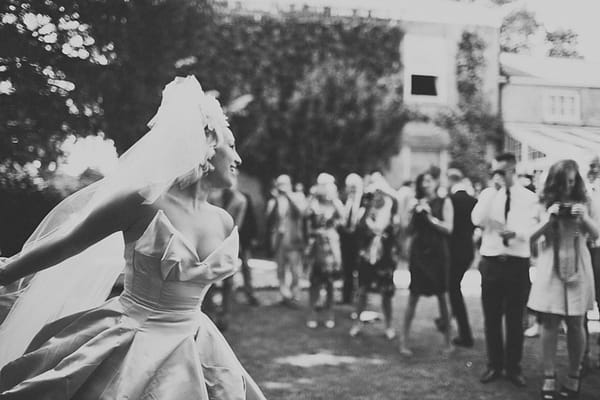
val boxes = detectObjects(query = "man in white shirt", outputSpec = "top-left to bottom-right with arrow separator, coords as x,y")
585,156 -> 600,369
471,153 -> 539,387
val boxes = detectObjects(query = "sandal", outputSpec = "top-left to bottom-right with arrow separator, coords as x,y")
541,374 -> 556,400
557,373 -> 581,399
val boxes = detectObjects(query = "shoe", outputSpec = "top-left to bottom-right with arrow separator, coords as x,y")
349,324 -> 362,337
525,323 -> 540,338
434,317 -> 449,333
399,346 -> 413,357
384,328 -> 396,340
441,344 -> 456,355
247,296 -> 260,307
540,374 -> 556,400
452,337 -> 474,348
306,320 -> 318,329
280,298 -> 301,309
506,372 -> 527,388
557,373 -> 581,399
479,368 -> 502,384
325,319 -> 335,329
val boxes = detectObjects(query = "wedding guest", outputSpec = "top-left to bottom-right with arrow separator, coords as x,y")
584,156 -> 600,371
528,159 -> 598,399
472,153 -> 539,387
266,174 -> 307,307
305,173 -> 344,328
349,176 -> 399,340
400,166 -> 454,356
447,167 -> 477,348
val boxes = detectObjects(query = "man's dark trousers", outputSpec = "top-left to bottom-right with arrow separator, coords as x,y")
480,255 -> 531,374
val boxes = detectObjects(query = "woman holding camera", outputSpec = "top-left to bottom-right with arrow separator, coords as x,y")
529,159 -> 598,399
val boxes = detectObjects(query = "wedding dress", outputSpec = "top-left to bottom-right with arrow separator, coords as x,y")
0,210 -> 266,400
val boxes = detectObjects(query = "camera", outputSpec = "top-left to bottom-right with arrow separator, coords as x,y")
558,204 -> 574,218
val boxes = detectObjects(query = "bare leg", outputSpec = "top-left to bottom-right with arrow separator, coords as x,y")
276,248 -> 290,301
400,293 -> 419,355
325,280 -> 335,327
382,293 -> 392,330
437,293 -> 453,350
565,316 -> 586,377
289,250 -> 302,301
350,287 -> 367,336
307,282 -> 319,328
382,293 -> 396,340
540,313 -> 560,376
240,247 -> 258,305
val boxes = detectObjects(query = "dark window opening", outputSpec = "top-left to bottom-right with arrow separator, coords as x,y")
411,75 -> 438,96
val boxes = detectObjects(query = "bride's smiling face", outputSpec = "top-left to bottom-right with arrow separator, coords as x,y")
204,128 -> 241,189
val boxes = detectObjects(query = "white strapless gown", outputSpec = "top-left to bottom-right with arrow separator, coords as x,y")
0,210 -> 266,400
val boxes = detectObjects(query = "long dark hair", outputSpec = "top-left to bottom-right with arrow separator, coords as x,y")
541,159 -> 587,207
415,166 -> 440,200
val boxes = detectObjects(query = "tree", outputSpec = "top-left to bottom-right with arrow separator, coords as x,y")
437,31 -> 503,184
269,60 -> 408,185
546,28 -> 580,58
499,9 -> 541,54
0,0 -> 112,186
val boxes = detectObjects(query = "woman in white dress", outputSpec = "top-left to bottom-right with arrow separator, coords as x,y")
0,76 -> 266,399
528,159 -> 598,400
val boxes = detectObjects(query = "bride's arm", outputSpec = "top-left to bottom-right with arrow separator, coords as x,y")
0,190 -> 143,286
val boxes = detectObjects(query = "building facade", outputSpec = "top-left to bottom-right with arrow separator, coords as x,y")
501,52 -> 600,177
221,0 -> 503,188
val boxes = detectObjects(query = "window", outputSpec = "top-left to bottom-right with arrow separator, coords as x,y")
504,134 -> 522,162
411,75 -> 438,96
543,89 -> 580,124
402,34 -> 448,104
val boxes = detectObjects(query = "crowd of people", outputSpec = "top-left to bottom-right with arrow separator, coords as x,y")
209,152 -> 600,399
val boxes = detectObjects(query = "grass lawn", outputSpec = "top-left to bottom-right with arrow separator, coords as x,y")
222,288 -> 600,400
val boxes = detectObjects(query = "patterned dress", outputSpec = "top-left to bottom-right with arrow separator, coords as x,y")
305,200 -> 342,285
356,193 -> 398,297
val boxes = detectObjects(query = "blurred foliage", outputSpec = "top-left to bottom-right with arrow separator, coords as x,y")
499,9 -> 540,54
277,62 -> 409,185
436,31 -> 502,184
0,0 -> 108,183
187,12 -> 405,186
546,28 -> 581,59
499,7 -> 581,59
0,0 -> 404,253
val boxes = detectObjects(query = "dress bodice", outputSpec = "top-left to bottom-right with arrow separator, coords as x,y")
122,210 -> 239,313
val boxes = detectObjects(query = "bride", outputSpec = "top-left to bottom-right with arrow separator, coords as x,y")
0,76 -> 266,399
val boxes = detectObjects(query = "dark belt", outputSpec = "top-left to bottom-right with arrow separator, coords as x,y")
483,255 -> 528,263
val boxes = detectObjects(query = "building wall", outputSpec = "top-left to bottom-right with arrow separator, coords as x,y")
401,21 -> 499,114
389,22 -> 499,183
581,88 -> 600,126
502,83 -> 600,127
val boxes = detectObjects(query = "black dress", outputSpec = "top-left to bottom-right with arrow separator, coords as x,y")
408,196 -> 450,296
